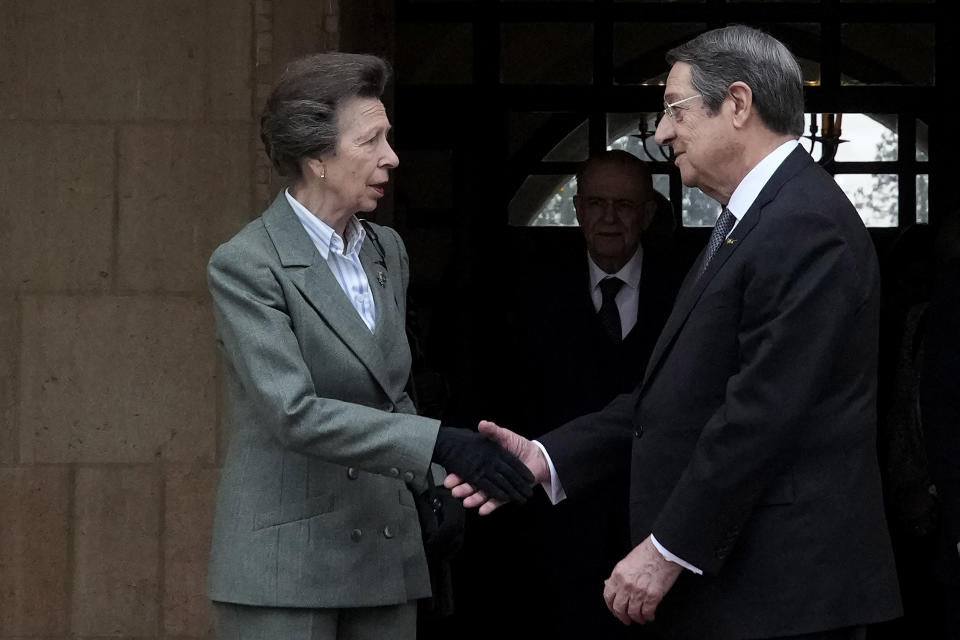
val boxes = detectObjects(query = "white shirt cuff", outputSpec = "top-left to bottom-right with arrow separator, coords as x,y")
531,440 -> 702,577
651,534 -> 703,575
532,440 -> 566,504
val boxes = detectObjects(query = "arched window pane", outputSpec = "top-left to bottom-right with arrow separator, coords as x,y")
512,175 -> 577,227
518,113 -> 909,228
544,119 -> 589,162
917,119 -> 929,161
835,174 -> 898,227
801,113 -> 896,162
607,112 -> 672,163
916,174 -> 929,224
682,187 -> 721,227
509,112 -> 585,160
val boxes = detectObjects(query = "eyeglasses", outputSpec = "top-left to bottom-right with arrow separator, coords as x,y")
581,197 -> 645,217
662,94 -> 703,122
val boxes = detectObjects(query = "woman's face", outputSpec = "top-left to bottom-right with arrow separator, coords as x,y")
321,97 -> 399,214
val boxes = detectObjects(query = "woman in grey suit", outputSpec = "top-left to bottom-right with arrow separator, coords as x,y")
205,52 -> 532,640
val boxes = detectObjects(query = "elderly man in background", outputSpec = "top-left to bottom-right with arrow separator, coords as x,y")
496,150 -> 681,640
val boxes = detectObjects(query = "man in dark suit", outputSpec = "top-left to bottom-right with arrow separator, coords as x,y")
919,212 -> 960,639
449,25 -> 902,639
516,150 -> 681,432
504,151 -> 681,639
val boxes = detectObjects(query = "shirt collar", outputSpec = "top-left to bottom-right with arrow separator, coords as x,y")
285,188 -> 366,259
725,139 -> 799,222
587,243 -> 644,291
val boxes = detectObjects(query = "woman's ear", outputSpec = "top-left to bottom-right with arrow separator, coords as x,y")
303,156 -> 326,180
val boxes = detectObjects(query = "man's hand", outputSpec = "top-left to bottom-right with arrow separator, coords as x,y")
603,535 -> 683,625
443,420 -> 549,515
431,426 -> 534,504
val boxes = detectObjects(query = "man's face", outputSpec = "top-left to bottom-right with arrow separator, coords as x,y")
574,163 -> 654,272
654,62 -> 735,200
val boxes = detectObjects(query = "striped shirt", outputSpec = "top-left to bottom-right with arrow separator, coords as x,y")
285,189 -> 377,332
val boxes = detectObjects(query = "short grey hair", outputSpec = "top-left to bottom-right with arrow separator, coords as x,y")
260,52 -> 391,179
666,25 -> 805,136
575,150 -> 653,196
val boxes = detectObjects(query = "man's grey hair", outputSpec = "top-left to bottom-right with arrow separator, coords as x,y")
666,25 -> 805,136
575,149 -> 653,195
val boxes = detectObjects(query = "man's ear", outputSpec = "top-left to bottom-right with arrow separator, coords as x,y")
573,194 -> 584,226
727,81 -> 753,129
639,198 -> 657,232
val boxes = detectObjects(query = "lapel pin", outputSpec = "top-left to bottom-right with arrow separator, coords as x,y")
725,238 -> 738,245
377,271 -> 386,287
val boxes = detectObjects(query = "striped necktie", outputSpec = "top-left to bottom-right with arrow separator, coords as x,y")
697,207 -> 736,279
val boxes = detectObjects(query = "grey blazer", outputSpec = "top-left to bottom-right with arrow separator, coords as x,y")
205,192 -> 440,608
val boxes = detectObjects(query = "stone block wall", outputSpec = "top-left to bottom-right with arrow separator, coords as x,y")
0,1 -> 338,636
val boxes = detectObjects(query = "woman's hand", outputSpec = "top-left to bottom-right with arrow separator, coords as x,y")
443,420 -> 550,515
431,426 -> 535,504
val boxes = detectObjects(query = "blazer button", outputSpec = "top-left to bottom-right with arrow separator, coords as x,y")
634,425 -> 643,439
389,467 -> 400,478
350,528 -> 363,542
403,471 -> 415,483
383,525 -> 394,539
347,467 -> 359,480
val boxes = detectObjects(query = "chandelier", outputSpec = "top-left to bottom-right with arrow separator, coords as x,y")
804,113 -> 847,167
630,114 -> 672,162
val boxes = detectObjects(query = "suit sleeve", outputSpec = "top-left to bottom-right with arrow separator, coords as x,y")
537,389 -> 638,497
379,225 -> 422,416
652,208 -> 868,573
207,239 -> 439,492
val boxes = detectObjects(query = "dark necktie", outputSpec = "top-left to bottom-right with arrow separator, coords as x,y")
697,207 -> 736,279
598,277 -> 624,342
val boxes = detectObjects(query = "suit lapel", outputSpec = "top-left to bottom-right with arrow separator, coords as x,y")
359,235 -> 401,346
262,194 -> 394,395
634,249 -> 669,333
640,147 -> 812,391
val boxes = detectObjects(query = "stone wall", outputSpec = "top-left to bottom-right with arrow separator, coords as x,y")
0,1 -> 338,636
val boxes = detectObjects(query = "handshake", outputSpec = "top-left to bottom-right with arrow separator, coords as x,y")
431,421 -> 549,513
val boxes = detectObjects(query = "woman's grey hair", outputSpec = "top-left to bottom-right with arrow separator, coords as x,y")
666,25 -> 805,136
260,52 -> 391,179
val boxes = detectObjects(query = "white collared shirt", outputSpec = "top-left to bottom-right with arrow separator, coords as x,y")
723,138 -> 800,232
536,138 -> 802,575
285,189 -> 377,332
587,245 -> 644,339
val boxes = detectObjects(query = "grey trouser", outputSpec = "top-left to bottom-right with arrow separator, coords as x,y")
211,601 -> 417,640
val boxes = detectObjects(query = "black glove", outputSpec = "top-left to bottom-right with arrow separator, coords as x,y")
432,427 -> 535,504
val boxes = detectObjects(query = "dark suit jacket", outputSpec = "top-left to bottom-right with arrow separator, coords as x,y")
484,244 -> 681,640
920,260 -> 960,586
515,243 -> 682,433
540,148 -> 903,639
